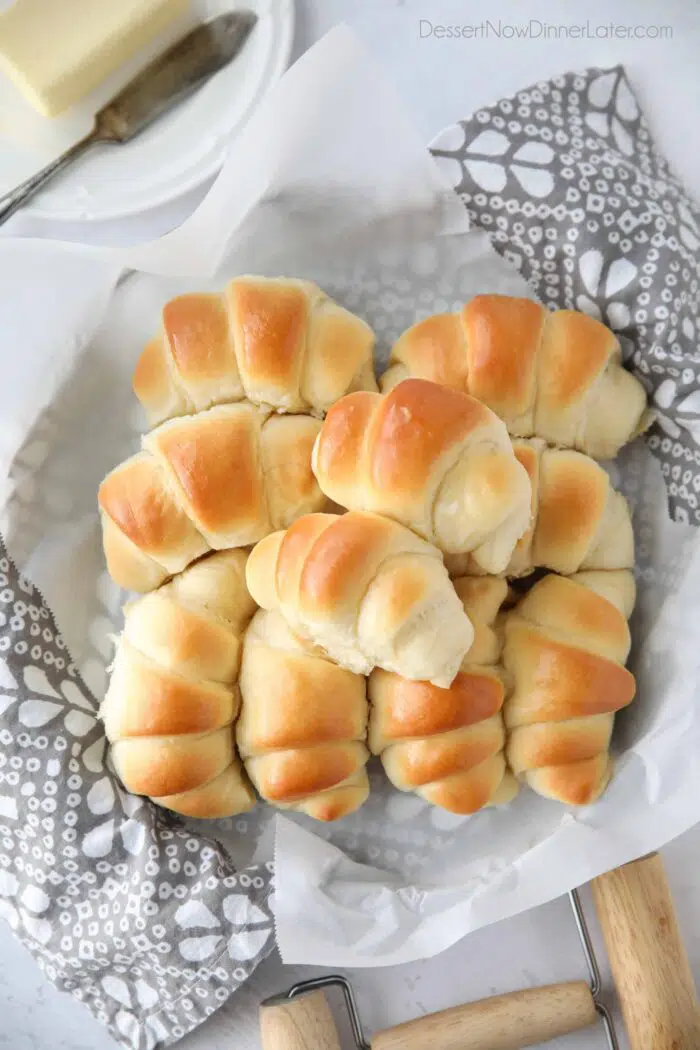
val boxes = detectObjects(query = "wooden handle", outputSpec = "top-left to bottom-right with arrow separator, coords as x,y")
259,990 -> 342,1050
592,852 -> 700,1050
370,981 -> 596,1050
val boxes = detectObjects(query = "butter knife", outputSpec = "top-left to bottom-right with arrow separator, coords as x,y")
0,10 -> 257,225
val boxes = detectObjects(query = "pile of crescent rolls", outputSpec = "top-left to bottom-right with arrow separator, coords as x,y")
98,277 -> 647,822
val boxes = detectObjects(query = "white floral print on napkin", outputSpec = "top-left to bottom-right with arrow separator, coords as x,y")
431,65 -> 700,525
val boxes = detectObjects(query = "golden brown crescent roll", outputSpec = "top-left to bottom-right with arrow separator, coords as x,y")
245,511 -> 474,687
381,294 -> 649,459
102,550 -> 257,818
369,576 -> 518,814
503,570 -> 637,806
445,438 -> 634,578
133,275 -> 377,426
237,610 -> 369,821
311,378 -> 532,574
98,403 -> 328,593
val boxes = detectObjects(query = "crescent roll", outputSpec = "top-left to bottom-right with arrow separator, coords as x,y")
245,511 -> 474,687
238,610 -> 369,821
445,438 -> 634,579
369,576 -> 518,814
99,403 -> 328,593
504,570 -> 637,806
134,275 -> 377,425
312,378 -> 532,574
382,294 -> 649,459
102,550 -> 257,818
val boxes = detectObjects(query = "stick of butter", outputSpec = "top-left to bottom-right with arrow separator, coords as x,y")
0,0 -> 190,118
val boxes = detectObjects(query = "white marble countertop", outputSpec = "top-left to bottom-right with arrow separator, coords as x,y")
2,2 -> 700,1048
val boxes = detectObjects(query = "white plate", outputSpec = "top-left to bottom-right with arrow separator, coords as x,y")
0,0 -> 294,222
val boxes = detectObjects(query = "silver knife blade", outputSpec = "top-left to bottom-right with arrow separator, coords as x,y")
95,11 -> 258,143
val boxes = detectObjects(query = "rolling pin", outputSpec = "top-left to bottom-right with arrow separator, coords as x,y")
260,852 -> 700,1050
259,981 -> 597,1050
591,851 -> 700,1050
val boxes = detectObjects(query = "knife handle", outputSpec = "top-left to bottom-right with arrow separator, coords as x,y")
370,981 -> 596,1050
0,131 -> 99,226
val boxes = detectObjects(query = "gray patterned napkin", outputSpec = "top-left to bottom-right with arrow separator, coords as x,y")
0,537 -> 274,1049
430,64 -> 700,524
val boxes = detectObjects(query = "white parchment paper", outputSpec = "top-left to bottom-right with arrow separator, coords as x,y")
1,26 -> 698,969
